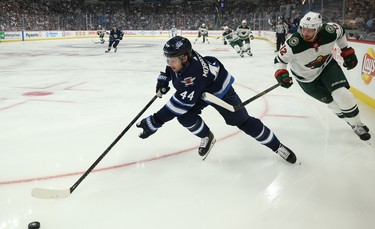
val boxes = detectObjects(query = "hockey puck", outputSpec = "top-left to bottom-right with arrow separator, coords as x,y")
28,221 -> 40,229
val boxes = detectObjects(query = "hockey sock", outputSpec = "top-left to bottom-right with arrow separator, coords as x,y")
238,117 -> 280,151
331,87 -> 362,126
327,101 -> 345,118
178,115 -> 210,138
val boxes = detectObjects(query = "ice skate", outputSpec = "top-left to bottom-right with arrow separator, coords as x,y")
238,51 -> 244,58
351,124 -> 371,141
198,131 -> 216,160
276,144 -> 297,164
105,49 -> 111,53
114,48 -> 117,52
247,49 -> 253,56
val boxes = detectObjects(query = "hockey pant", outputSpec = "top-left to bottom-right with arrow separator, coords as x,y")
242,43 -> 251,52
196,33 -> 208,42
240,38 -> 251,51
229,40 -> 243,54
177,86 -> 281,151
108,39 -> 120,49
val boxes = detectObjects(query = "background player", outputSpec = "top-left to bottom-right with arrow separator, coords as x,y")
194,23 -> 209,44
105,26 -> 124,53
222,26 -> 245,57
171,25 -> 178,37
96,25 -> 106,44
236,20 -> 254,56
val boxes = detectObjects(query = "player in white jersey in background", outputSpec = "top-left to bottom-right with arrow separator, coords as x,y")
194,23 -> 209,44
97,25 -> 106,44
274,11 -> 371,141
236,20 -> 254,56
222,26 -> 245,57
171,25 -> 178,37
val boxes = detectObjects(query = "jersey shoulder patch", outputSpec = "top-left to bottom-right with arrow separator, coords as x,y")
285,33 -> 310,54
287,36 -> 300,47
324,23 -> 336,33
286,33 -> 302,47
319,23 -> 339,43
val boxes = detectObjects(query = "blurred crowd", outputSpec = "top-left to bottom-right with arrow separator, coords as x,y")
0,0 -> 374,40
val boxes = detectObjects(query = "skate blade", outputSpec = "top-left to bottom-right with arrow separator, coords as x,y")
202,138 -> 216,161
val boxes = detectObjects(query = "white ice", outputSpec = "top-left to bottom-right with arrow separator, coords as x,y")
1,37 -> 375,229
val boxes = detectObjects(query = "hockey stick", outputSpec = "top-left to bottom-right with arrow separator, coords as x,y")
202,83 -> 281,112
92,40 -> 105,44
31,95 -> 159,199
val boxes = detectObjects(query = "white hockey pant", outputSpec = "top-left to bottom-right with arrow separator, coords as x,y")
241,43 -> 251,52
234,45 -> 241,53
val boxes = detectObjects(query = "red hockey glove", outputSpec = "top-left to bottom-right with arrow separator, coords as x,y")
275,69 -> 293,88
340,47 -> 358,70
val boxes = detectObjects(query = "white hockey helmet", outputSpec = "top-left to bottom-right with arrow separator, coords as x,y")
202,23 -> 206,27
223,26 -> 230,31
299,12 -> 322,30
298,12 -> 322,40
242,20 -> 247,24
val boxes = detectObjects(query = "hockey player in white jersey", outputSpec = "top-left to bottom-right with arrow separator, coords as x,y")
97,25 -> 106,44
274,11 -> 370,141
222,26 -> 245,57
236,20 -> 254,56
194,23 -> 209,44
171,25 -> 178,37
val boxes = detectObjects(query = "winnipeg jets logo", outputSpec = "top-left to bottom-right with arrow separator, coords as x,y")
176,41 -> 183,49
181,76 -> 196,86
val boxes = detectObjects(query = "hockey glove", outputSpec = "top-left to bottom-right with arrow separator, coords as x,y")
156,72 -> 170,97
224,40 -> 227,45
250,35 -> 254,40
275,69 -> 293,88
340,47 -> 357,70
136,115 -> 163,139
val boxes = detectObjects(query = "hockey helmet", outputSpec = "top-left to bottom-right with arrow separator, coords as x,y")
163,36 -> 192,58
242,20 -> 247,25
223,26 -> 230,31
298,11 -> 322,40
202,23 -> 206,27
299,12 -> 322,30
